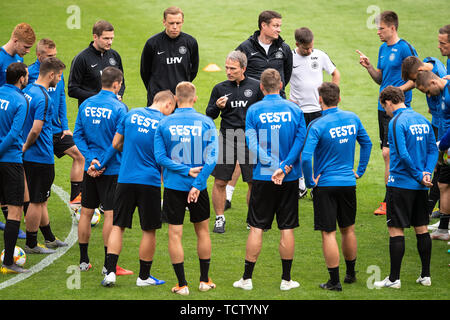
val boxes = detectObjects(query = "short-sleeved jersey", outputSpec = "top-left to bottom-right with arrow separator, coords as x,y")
22,83 -> 54,164
0,84 -> 28,163
117,107 -> 164,187
377,39 -> 418,111
289,49 -> 336,113
301,107 -> 372,188
441,80 -> 450,134
387,108 -> 438,190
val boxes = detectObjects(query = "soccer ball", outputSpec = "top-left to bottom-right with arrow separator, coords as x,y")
1,246 -> 27,267
73,208 -> 101,227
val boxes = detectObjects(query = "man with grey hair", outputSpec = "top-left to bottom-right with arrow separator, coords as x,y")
206,51 -> 263,233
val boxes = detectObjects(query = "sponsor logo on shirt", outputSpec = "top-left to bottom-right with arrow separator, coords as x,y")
329,125 -> 356,139
169,125 -> 202,137
91,63 -> 98,68
259,111 -> 292,123
131,114 -> 159,130
167,57 -> 183,64
157,51 -> 165,55
231,100 -> 248,108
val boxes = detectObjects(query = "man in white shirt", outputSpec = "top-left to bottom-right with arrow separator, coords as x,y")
289,27 -> 340,198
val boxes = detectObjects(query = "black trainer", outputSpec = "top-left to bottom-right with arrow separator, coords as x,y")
298,188 -> 307,199
319,280 -> 342,291
213,216 -> 225,233
344,274 -> 357,284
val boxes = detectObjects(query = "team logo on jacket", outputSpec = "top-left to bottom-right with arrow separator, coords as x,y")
179,46 -> 187,54
275,51 -> 283,59
109,58 -> 117,66
244,89 -> 253,98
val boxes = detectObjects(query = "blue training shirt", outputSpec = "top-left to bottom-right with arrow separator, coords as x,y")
441,81 -> 450,135
302,107 -> 372,188
0,84 -> 28,163
245,94 -> 306,181
423,57 -> 447,135
22,83 -> 54,164
377,39 -> 418,111
28,59 -> 69,134
387,108 -> 438,190
117,107 -> 163,187
154,107 -> 218,192
74,90 -> 127,175
0,47 -> 23,87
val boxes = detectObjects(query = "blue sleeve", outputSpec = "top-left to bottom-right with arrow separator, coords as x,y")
393,120 -> 424,183
439,128 -> 450,151
245,110 -> 272,165
425,127 -> 439,173
0,101 -> 27,155
58,76 -> 69,131
281,109 -> 306,173
192,120 -> 218,190
73,107 -> 94,166
154,122 -> 191,175
301,126 -> 320,188
95,106 -> 127,170
355,119 -> 373,177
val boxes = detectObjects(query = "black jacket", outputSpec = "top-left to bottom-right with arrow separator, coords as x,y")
206,77 -> 263,130
140,31 -> 199,106
236,31 -> 293,91
68,42 -> 125,106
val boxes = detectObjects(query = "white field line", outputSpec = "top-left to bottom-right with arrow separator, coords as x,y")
0,184 -> 77,290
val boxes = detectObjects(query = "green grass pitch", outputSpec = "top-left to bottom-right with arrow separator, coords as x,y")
0,0 -> 448,302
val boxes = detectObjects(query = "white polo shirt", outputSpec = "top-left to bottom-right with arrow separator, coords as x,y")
289,48 -> 336,113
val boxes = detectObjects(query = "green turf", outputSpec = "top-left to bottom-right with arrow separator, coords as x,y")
0,0 -> 448,301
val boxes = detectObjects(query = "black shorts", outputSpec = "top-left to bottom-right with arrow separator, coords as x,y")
81,173 -> 117,211
247,180 -> 299,230
386,186 -> 429,228
163,188 -> 210,225
53,132 -> 76,158
438,164 -> 450,184
212,129 -> 253,182
312,186 -> 356,232
23,161 -> 55,204
0,163 -> 24,206
303,111 -> 322,127
113,183 -> 162,231
378,110 -> 392,149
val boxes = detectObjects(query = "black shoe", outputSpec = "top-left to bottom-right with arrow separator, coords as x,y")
224,200 -> 231,211
344,274 -> 357,284
298,188 -> 307,199
319,280 -> 342,291
213,216 -> 225,233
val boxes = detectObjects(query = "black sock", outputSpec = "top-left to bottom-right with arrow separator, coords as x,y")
39,224 -> 55,242
416,233 -> 432,278
438,215 -> 449,230
1,206 -> 8,220
139,259 -> 153,280
23,202 -> 29,217
26,231 -> 38,249
243,260 -> 256,280
70,181 -> 82,201
281,259 -> 292,281
389,236 -> 405,282
345,258 -> 356,277
106,253 -> 119,274
172,262 -> 187,287
328,266 -> 340,285
199,258 -> 210,282
104,246 -> 108,268
79,243 -> 89,264
3,220 -> 20,265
